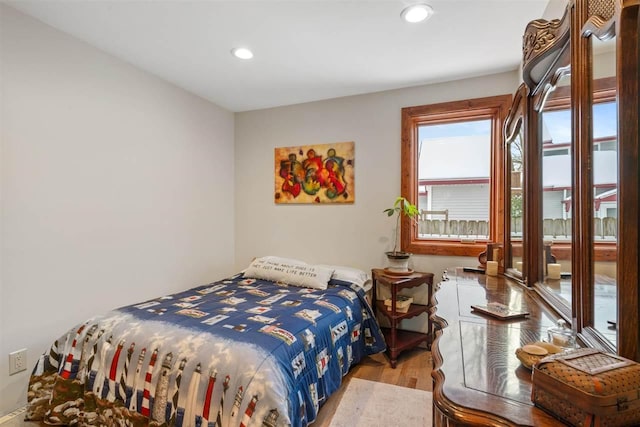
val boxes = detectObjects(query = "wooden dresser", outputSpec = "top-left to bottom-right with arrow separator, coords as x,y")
431,268 -> 566,426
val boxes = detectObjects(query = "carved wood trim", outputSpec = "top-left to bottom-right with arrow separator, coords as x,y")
583,0 -> 617,39
522,7 -> 571,89
504,83 -> 527,143
533,61 -> 571,111
582,13 -> 617,38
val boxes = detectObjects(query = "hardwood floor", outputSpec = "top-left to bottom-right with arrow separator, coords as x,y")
5,348 -> 432,427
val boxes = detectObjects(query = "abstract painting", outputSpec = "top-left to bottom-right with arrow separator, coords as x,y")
274,141 -> 355,204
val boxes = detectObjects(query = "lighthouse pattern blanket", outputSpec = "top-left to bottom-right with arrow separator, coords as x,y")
26,273 -> 385,427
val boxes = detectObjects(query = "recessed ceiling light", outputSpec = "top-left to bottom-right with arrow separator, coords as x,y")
231,47 -> 253,60
401,4 -> 434,23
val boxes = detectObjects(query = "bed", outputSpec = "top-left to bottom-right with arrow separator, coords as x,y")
25,257 -> 386,426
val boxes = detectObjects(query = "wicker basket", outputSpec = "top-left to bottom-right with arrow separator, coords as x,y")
532,348 -> 640,427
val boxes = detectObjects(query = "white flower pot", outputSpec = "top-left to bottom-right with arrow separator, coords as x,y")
385,251 -> 412,273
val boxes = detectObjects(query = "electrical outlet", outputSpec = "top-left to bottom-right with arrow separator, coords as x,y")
9,349 -> 27,375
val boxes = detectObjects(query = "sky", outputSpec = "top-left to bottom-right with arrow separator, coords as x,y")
418,120 -> 491,179
543,100 -> 617,144
417,100 -> 617,181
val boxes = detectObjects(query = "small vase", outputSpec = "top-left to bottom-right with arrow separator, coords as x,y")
385,251 -> 412,273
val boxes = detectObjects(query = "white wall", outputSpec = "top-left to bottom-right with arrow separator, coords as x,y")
0,5 -> 235,415
234,71 -> 521,328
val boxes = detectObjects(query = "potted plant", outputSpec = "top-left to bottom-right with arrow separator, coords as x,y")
384,196 -> 420,273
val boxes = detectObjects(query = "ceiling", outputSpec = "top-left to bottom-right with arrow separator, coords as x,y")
5,0 -> 564,112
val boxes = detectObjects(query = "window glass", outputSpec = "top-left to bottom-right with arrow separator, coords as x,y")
539,74 -> 572,307
510,133 -> 523,242
417,120 -> 491,240
541,107 -> 572,245
593,98 -> 617,345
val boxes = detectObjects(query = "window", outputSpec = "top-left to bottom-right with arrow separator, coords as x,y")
401,95 -> 512,256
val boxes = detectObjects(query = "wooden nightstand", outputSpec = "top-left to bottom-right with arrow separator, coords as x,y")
372,269 -> 434,368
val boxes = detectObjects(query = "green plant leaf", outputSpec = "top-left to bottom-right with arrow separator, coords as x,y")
385,196 -> 419,219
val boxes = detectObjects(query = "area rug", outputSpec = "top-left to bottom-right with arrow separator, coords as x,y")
329,378 -> 432,427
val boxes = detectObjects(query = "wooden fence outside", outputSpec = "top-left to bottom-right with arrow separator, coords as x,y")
418,211 -> 617,240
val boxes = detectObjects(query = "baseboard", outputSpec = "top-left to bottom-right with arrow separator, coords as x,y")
0,406 -> 26,425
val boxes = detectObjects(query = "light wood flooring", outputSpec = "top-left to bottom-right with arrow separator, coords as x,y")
3,348 -> 432,427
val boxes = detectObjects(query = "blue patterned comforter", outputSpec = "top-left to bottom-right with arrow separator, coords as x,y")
26,273 -> 385,426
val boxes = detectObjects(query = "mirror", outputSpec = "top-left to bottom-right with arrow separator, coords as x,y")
591,36 -> 617,346
508,132 -> 524,274
515,0 -> 640,361
503,85 -> 526,281
540,73 -> 572,306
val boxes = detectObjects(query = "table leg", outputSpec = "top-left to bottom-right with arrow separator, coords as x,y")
389,318 -> 397,368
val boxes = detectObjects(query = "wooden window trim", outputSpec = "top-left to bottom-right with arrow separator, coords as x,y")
400,95 -> 512,257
